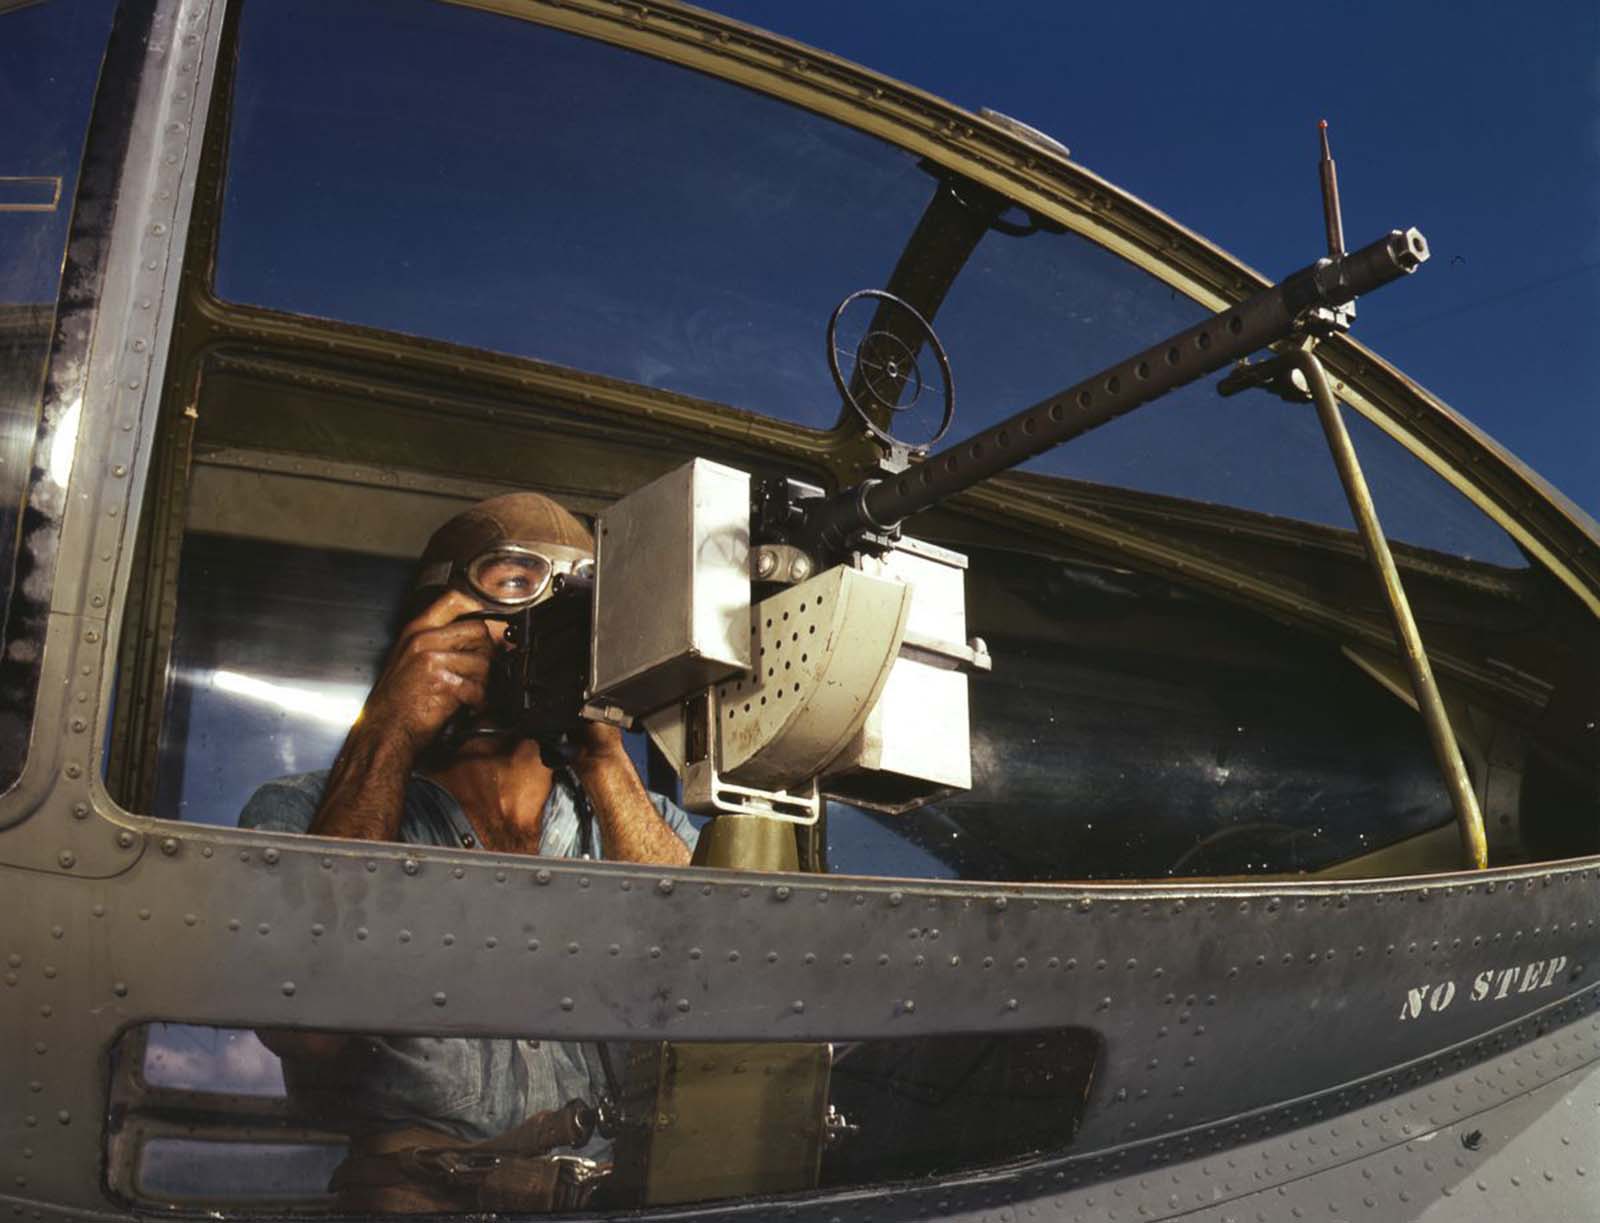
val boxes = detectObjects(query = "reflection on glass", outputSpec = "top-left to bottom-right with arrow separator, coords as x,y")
158,520 -> 1574,882
0,0 -> 118,639
139,1140 -> 346,1203
829,547 -> 1486,881
209,669 -> 365,731
45,396 -> 80,489
154,534 -> 404,823
144,1023 -> 287,1095
215,0 -> 1527,566
826,800 -> 958,879
152,531 -> 675,825
0,303 -> 52,612
220,0 -> 934,432
110,1023 -> 1097,1211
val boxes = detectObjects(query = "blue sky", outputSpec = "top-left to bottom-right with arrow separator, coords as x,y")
702,2 -> 1600,519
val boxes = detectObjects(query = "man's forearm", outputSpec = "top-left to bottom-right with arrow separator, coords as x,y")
574,750 -> 691,866
309,725 -> 413,842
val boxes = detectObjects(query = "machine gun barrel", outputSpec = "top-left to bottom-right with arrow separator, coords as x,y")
804,227 -> 1428,552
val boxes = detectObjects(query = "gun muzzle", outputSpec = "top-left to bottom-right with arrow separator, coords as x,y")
1282,228 -> 1429,318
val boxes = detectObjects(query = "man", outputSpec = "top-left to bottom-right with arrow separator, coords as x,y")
240,492 -> 696,1210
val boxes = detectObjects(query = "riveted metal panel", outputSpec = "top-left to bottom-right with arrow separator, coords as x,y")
7,1 -> 1600,1219
0,0 -> 223,873
10,831 -> 1600,1212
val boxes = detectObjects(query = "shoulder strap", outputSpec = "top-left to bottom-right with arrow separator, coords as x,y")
558,765 -> 597,860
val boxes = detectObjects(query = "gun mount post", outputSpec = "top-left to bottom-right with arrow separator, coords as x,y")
1286,349 -> 1489,870
802,228 -> 1429,555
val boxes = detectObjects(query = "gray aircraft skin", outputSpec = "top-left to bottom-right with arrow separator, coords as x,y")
6,0 -> 1600,1220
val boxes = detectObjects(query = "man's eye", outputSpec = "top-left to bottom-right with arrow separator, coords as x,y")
472,557 -> 550,602
484,570 -> 529,593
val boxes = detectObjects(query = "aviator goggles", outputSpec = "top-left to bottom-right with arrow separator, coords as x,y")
416,542 -> 594,612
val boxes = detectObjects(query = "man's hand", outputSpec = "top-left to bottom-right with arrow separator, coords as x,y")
571,719 -> 692,867
310,590 -> 496,842
572,718 -> 628,772
360,590 -> 496,756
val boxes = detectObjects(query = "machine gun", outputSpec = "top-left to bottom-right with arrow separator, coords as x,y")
496,126 -> 1486,884
582,221 -> 1440,870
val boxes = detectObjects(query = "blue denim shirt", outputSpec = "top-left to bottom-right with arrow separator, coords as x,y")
239,769 -> 697,1151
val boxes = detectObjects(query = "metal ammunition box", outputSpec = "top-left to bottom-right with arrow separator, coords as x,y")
824,537 -> 981,812
591,458 -> 751,715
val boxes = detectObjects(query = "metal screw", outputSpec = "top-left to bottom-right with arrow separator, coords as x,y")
754,548 -> 778,578
116,831 -> 135,849
56,851 -> 75,870
403,858 -> 419,876
159,837 -> 178,856
71,804 -> 88,820
789,555 -> 812,581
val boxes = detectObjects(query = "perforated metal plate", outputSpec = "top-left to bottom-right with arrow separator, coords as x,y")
718,566 -> 910,788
